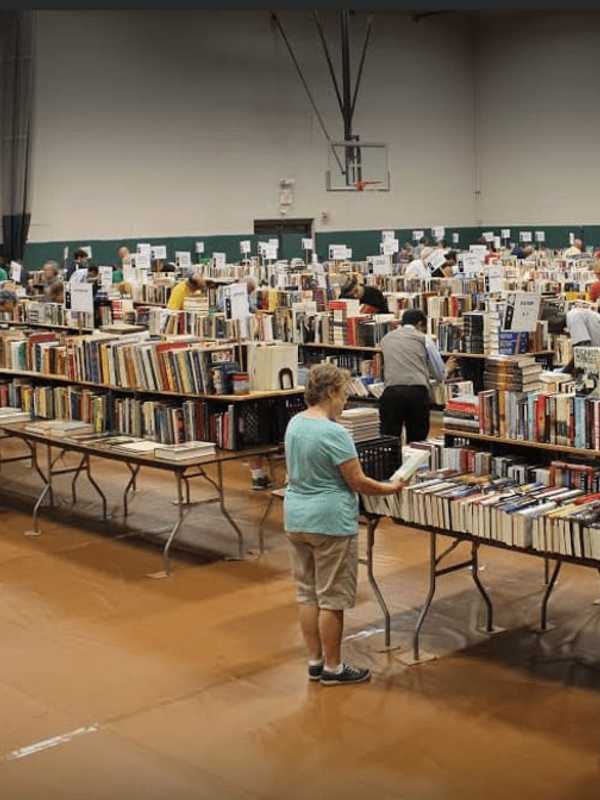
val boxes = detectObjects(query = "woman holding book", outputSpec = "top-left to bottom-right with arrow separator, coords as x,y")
284,363 -> 405,686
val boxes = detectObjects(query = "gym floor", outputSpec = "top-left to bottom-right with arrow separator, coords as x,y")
0,433 -> 599,799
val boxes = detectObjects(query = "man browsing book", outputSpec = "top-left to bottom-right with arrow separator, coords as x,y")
379,309 -> 457,443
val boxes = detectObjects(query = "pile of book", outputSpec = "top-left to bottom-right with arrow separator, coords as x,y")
338,407 -> 380,442
443,393 -> 480,433
483,354 -> 543,392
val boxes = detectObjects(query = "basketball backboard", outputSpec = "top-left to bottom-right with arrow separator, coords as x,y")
326,141 -> 390,191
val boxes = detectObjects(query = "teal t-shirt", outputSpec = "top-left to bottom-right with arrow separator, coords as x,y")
284,414 -> 359,536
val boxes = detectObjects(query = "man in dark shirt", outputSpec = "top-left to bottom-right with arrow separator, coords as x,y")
340,277 -> 389,314
65,248 -> 90,280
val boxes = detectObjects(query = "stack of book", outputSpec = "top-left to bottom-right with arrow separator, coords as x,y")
443,394 -> 480,433
483,355 -> 543,392
338,407 -> 380,442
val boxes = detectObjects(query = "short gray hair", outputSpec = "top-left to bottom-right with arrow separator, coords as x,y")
305,363 -> 350,407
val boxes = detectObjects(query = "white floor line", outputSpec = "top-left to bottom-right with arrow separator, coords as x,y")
2,724 -> 100,762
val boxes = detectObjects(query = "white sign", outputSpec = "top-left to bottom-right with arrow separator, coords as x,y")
195,241 -> 205,255
501,228 -> 511,239
345,247 -> 352,260
535,231 -> 545,243
493,236 -> 502,249
175,251 -> 192,268
372,255 -> 391,275
569,232 -> 575,246
240,240 -> 251,254
425,250 -> 448,272
381,230 -> 395,242
137,243 -> 151,255
223,282 -> 250,321
151,245 -> 167,260
123,264 -> 137,284
9,261 -> 22,283
469,244 -> 488,259
412,230 -> 425,241
452,232 -> 460,245
519,231 -> 533,243
486,265 -> 504,293
135,252 -> 151,270
462,253 -> 483,276
71,282 -> 94,315
81,246 -> 92,258
63,246 -> 69,262
213,252 -> 226,269
301,238 -> 314,251
264,244 -> 278,260
482,231 -> 494,242
69,268 -> 88,285
432,226 -> 445,241
502,291 -> 541,333
329,244 -> 347,261
99,266 -> 113,290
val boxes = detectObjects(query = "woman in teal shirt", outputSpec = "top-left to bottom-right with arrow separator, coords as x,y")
284,363 -> 405,687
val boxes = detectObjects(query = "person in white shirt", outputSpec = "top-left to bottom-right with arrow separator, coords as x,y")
549,307 -> 600,373
404,258 -> 430,280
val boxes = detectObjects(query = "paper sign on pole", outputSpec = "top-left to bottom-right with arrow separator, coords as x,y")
486,265 -> 504,293
462,253 -> 483,276
501,228 -> 511,239
175,251 -> 192,268
240,240 -> 251,255
519,231 -> 533,243
569,232 -> 575,245
9,261 -> 22,283
123,264 -> 137,284
425,250 -> 448,272
482,231 -> 494,243
329,245 -> 347,261
432,226 -> 445,241
502,292 -> 541,332
469,244 -> 488,258
345,247 -> 352,259
412,230 -> 425,241
99,266 -> 113,290
81,246 -> 92,258
381,230 -> 395,242
137,243 -> 151,255
195,241 -> 205,254
135,252 -> 151,270
223,282 -> 250,321
264,244 -> 278,260
493,236 -> 502,249
63,246 -> 69,262
372,255 -> 391,275
151,245 -> 167,260
535,231 -> 545,243
71,282 -> 94,315
302,238 -> 314,251
452,232 -> 460,245
213,252 -> 226,269
69,268 -> 88,285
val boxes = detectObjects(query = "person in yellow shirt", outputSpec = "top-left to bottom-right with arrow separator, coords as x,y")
167,274 -> 207,310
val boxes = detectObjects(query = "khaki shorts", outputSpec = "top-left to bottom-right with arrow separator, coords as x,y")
287,532 -> 358,610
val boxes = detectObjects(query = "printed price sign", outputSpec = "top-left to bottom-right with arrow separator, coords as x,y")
175,251 -> 192,267
302,238 -> 314,251
425,250 -> 448,272
501,228 -> 511,239
240,240 -> 251,254
432,226 -> 445,241
71,282 -> 94,315
452,232 -> 460,245
412,230 -> 425,241
519,231 -> 533,243
372,255 -> 391,275
329,245 -> 347,260
223,282 -> 250,321
264,244 -> 277,260
135,252 -> 151,270
381,230 -> 395,242
502,292 -> 541,332
462,253 -> 482,276
137,243 -> 151,255
469,244 -> 488,258
485,265 -> 504,293
535,231 -> 545,242
195,241 -> 205,254
213,252 -> 226,268
9,261 -> 22,283
151,245 -> 167,260
482,231 -> 494,242
99,266 -> 113,290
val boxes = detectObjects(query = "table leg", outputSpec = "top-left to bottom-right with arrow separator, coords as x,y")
85,456 -> 108,520
364,517 -> 391,647
257,493 -> 276,555
544,556 -> 550,585
149,472 -> 187,578
122,464 -> 140,519
46,444 -> 55,508
217,460 -> 244,560
71,455 -> 87,505
24,443 -> 53,537
540,559 -> 562,631
413,531 -> 437,662
471,542 -> 494,632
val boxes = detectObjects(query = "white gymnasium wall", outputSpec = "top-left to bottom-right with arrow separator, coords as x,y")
29,10 -> 477,242
475,11 -> 600,226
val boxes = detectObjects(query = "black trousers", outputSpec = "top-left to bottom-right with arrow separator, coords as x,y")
379,385 -> 431,443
